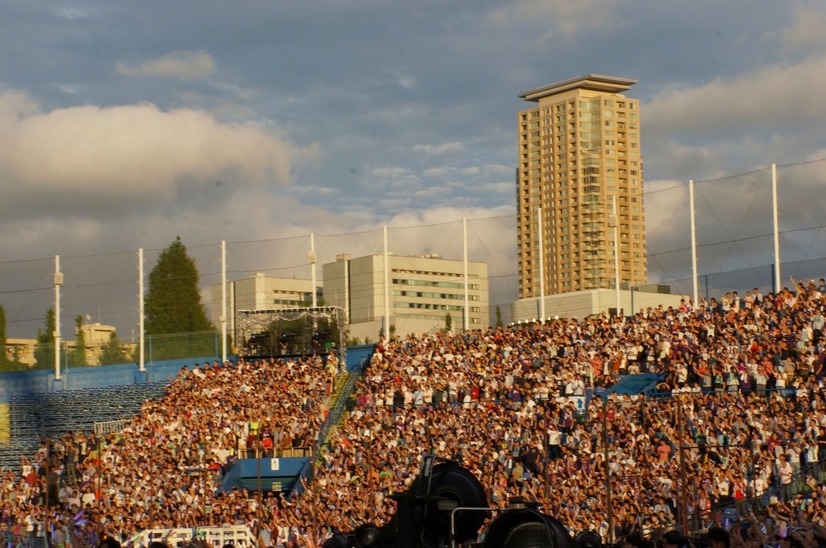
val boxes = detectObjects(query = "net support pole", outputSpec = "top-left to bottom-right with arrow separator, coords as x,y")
689,180 -> 699,307
54,255 -> 62,380
138,248 -> 145,372
221,240 -> 228,363
463,217 -> 470,332
772,163 -> 781,294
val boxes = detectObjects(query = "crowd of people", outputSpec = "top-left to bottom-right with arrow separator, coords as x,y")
2,278 -> 826,547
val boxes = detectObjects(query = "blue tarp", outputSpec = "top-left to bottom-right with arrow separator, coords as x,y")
602,373 -> 663,396
345,344 -> 376,373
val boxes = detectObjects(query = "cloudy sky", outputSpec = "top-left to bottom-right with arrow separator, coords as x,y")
3,0 -> 826,337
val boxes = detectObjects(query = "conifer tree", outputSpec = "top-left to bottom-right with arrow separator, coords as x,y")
71,315 -> 88,367
145,236 -> 213,335
99,332 -> 129,365
34,308 -> 56,369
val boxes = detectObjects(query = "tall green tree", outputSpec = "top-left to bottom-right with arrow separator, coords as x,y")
145,236 -> 214,335
71,315 -> 88,367
34,308 -> 56,370
99,332 -> 129,365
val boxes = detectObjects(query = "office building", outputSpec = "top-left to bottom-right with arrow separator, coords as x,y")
517,74 -> 647,298
323,253 -> 489,342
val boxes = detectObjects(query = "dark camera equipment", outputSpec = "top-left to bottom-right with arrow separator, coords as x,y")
483,499 -> 574,548
663,531 -> 692,548
324,455 -> 487,548
324,455 -> 577,548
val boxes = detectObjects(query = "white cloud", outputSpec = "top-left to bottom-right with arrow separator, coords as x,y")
763,3 -> 826,54
54,6 -> 101,20
476,181 -> 516,195
116,50 -> 217,80
488,0 -> 621,40
644,54 -> 826,135
412,142 -> 464,156
370,166 -> 411,180
397,76 -> 416,90
290,184 -> 336,196
0,91 -> 304,220
367,166 -> 421,191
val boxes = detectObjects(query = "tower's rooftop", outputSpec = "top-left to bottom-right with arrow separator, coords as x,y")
519,74 -> 637,102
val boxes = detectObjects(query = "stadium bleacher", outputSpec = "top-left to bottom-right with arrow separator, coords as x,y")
1,284 -> 826,547
2,381 -> 167,472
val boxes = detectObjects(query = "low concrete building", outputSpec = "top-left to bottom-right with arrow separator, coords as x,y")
5,338 -> 36,367
5,322 -> 127,367
323,253 -> 489,343
511,286 -> 689,323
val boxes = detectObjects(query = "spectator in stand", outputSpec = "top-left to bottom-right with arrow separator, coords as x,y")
4,278 -> 826,546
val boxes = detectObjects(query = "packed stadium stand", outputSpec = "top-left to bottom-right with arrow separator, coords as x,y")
1,281 -> 826,547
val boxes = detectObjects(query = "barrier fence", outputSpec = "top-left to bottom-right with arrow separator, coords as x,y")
646,158 -> 826,298
2,158 -> 826,367
93,418 -> 127,436
130,525 -> 256,548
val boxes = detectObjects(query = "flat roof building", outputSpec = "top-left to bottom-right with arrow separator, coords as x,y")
517,74 -> 647,299
323,253 -> 489,342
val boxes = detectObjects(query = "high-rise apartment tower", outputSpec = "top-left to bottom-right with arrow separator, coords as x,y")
517,74 -> 647,298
